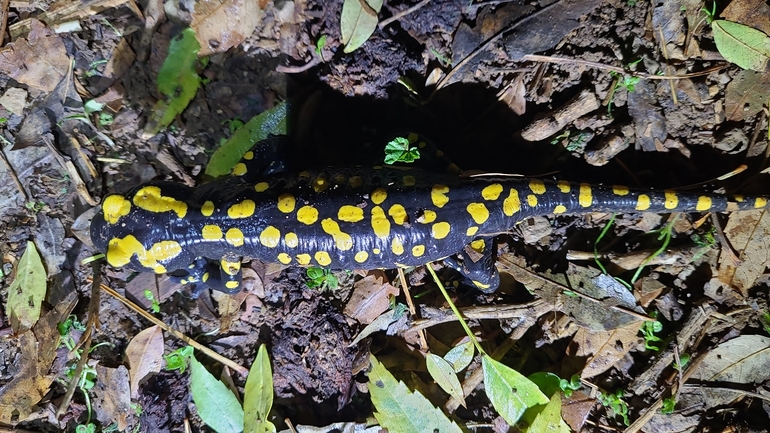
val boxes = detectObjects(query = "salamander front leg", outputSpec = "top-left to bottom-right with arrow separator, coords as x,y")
443,237 -> 499,293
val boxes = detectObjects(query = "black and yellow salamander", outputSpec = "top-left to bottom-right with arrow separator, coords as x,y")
90,134 -> 770,294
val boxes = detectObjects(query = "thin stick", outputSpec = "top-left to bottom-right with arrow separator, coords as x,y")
397,268 -> 428,349
522,54 -> 729,80
379,0 -> 431,29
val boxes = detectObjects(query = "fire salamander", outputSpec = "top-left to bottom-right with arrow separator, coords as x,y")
90,134 -> 770,294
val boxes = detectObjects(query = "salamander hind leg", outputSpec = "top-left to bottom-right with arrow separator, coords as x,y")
169,256 -> 243,296
443,237 -> 499,293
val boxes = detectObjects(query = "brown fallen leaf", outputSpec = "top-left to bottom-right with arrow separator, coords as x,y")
724,70 -> 770,121
0,332 -> 54,424
721,0 -> 770,35
125,325 -> 165,399
573,321 -> 642,379
0,19 -> 69,92
92,364 -> 132,430
191,0 -> 264,56
690,334 -> 770,383
717,209 -> 770,297
627,80 -> 667,152
343,271 -> 399,324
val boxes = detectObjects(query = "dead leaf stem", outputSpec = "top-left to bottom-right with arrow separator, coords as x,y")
379,0 -> 430,29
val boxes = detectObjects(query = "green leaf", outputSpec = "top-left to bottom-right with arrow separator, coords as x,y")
340,0 -> 383,53
84,99 -> 105,115
206,101 -> 288,178
144,28 -> 203,136
482,356 -> 549,426
528,393 -> 570,433
244,345 -> 276,433
527,372 -> 563,397
8,241 -> 47,333
369,355 -> 462,433
426,353 -> 465,405
712,20 -> 770,71
190,357 -> 244,433
443,342 -> 474,373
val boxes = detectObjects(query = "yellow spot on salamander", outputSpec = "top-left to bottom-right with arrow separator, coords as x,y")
432,221 -> 451,239
277,253 -> 292,264
349,176 -> 363,189
201,201 -> 215,217
472,280 -> 491,290
202,272 -> 209,282
106,235 -> 181,274
228,199 -> 256,219
431,184 -> 450,208
232,163 -> 247,176
503,189 -> 521,216
636,194 -> 650,211
278,194 -> 296,213
371,188 -> 388,205
470,239 -> 485,253
467,202 -> 489,224
296,254 -> 311,265
297,206 -> 319,225
259,226 -> 281,248
202,225 -> 223,240
225,281 -> 239,290
554,205 -> 567,214
664,190 -> 679,210
527,195 -> 538,207
243,151 -> 254,160
102,195 -> 132,224
613,185 -> 629,196
466,226 -> 478,236
220,259 -> 240,275
254,182 -> 270,192
322,218 -> 354,251
285,232 -> 298,248
371,206 -> 391,238
403,175 -> 416,186
315,251 -> 332,266
557,181 -> 571,193
133,186 -> 188,218
482,183 -> 503,200
389,204 -> 408,225
418,210 -> 437,224
373,248 -> 381,254
734,195 -> 744,202
529,180 -> 546,195
226,228 -> 245,247
354,251 -> 368,263
391,238 -> 404,255
412,245 -> 425,257
408,132 -> 419,143
754,197 -> 767,208
696,196 -> 712,211
338,205 -> 364,223
579,183 -> 592,208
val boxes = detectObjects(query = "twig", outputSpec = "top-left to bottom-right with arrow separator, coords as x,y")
379,0 -> 430,29
276,56 -> 321,74
0,143 -> 29,201
0,0 -> 9,46
90,277 -> 250,376
432,1 -> 560,94
397,268 -> 428,349
521,54 -> 730,80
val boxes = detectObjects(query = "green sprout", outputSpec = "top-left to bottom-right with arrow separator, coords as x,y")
306,267 -> 338,290
641,311 -> 664,351
384,136 -> 421,164
144,290 -> 161,313
164,346 -> 194,373
598,389 -> 630,426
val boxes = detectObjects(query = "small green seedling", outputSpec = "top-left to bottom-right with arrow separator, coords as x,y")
430,48 -> 451,66
223,118 -> 245,134
59,315 -> 88,351
661,396 -> 676,414
701,1 -> 716,24
164,346 -> 194,373
598,388 -> 630,426
384,136 -> 421,164
85,60 -> 108,78
691,228 -> 716,261
144,290 -> 160,313
315,35 -> 328,56
673,353 -> 691,371
306,267 -> 338,290
761,311 -> 770,335
607,70 -> 641,114
559,374 -> 581,398
75,423 -> 96,433
641,312 -> 664,351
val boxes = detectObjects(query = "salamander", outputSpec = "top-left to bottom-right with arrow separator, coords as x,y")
90,134 -> 770,294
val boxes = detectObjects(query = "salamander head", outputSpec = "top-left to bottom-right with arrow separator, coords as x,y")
90,182 -> 194,274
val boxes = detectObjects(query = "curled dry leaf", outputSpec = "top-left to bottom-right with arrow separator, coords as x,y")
125,325 -> 165,399
191,0 -> 264,56
0,19 -> 69,92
